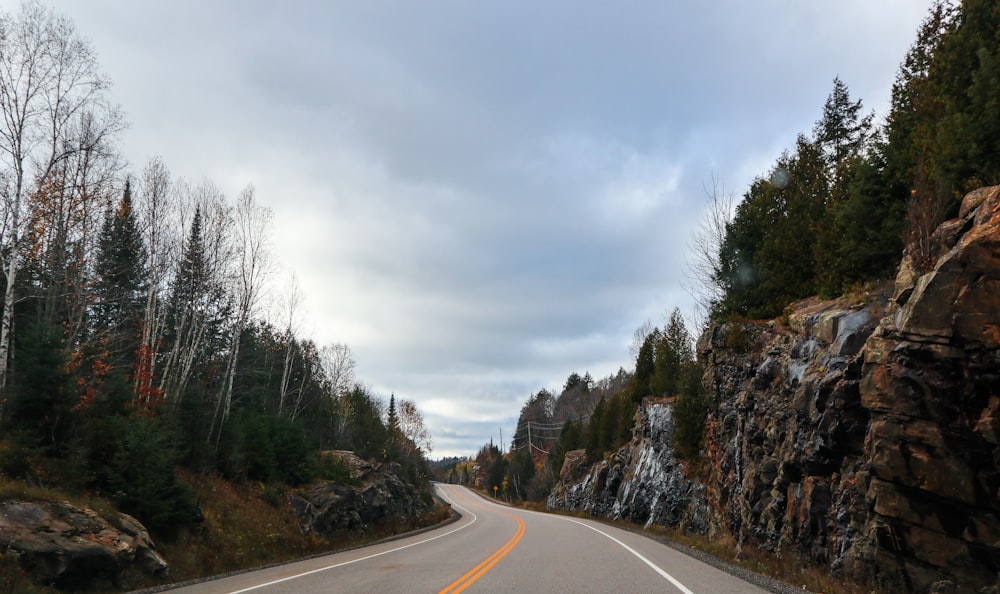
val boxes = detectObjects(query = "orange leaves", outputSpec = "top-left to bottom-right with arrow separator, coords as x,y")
67,335 -> 164,413
132,343 -> 164,413
68,344 -> 111,411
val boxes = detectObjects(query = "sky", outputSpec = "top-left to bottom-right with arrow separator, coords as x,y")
33,0 -> 932,457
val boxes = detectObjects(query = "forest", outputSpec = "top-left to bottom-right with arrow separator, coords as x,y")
444,0 -> 1000,502
0,1 -> 431,538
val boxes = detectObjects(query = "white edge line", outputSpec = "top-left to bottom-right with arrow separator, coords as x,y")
226,485 -> 478,594
563,517 -> 696,594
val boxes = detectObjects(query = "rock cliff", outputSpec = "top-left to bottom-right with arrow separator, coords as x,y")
550,186 -> 1000,593
548,400 -> 709,534
0,500 -> 167,590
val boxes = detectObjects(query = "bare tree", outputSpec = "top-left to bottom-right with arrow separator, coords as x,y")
319,341 -> 357,440
628,319 -> 654,362
135,157 -> 179,397
906,157 -> 952,273
398,398 -> 432,454
278,273 -> 304,415
684,174 -> 736,327
319,342 -> 356,397
158,181 -> 232,410
210,186 -> 272,446
0,1 -> 123,425
286,339 -> 321,422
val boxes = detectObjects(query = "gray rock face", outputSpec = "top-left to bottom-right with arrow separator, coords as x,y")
0,500 -> 167,590
696,295 -> 884,571
547,400 -> 709,535
292,453 -> 430,538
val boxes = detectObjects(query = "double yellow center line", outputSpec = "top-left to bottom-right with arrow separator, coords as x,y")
438,495 -> 526,594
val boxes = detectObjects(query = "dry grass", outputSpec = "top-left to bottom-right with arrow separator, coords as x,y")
1,464 -> 450,593
145,471 -> 452,589
641,524 -> 876,594
0,474 -> 120,525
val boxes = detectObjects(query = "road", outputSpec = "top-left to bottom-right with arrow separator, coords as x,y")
165,483 -> 770,593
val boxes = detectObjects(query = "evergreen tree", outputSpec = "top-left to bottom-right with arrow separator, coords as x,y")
716,137 -> 828,318
651,309 -> 693,396
631,330 -> 658,402
171,206 -> 208,313
387,393 -> 399,434
93,180 -> 148,343
549,418 -> 582,478
83,180 -> 149,409
813,76 -> 874,183
8,318 -> 73,455
715,179 -> 771,317
585,396 -> 606,462
673,363 -> 707,460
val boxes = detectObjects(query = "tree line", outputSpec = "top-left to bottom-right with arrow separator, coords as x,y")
441,307 -> 703,502
0,1 -> 430,534
710,0 -> 998,319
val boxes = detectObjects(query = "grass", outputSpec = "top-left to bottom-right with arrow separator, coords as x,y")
0,473 -> 121,525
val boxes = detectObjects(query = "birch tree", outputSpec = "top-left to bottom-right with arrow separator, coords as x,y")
319,342 -> 355,397
158,181 -> 232,413
135,157 -> 178,396
0,1 -> 123,424
278,273 -> 304,416
210,186 -> 271,446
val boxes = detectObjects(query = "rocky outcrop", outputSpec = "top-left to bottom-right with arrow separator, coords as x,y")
547,399 -> 709,534
551,187 -> 1000,592
0,500 -> 167,590
692,287 -> 889,575
849,185 -> 1000,591
292,451 -> 431,537
699,186 -> 1000,592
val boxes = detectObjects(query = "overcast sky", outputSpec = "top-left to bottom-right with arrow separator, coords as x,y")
37,0 -> 931,457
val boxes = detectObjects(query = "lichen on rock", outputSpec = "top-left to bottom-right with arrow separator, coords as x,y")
0,499 -> 167,590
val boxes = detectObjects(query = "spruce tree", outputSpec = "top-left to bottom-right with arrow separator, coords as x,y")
651,309 -> 694,396
85,180 -> 149,408
813,76 -> 874,181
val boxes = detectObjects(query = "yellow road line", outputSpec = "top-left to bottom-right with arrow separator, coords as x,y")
438,490 -> 526,594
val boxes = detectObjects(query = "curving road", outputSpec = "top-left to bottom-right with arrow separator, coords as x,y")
165,483 -> 770,593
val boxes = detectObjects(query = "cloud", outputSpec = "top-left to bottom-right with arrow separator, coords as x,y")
46,0 -> 932,456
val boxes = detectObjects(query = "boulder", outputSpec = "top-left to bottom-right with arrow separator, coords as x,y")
0,500 -> 167,590
292,456 -> 430,538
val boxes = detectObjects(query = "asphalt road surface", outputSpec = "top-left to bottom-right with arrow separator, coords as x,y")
165,483 -> 770,593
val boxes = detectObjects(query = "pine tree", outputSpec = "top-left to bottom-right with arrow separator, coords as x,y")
631,330 -> 658,401
93,180 -> 148,334
172,206 -> 208,312
84,180 -> 149,408
813,77 -> 874,182
651,309 -> 694,396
